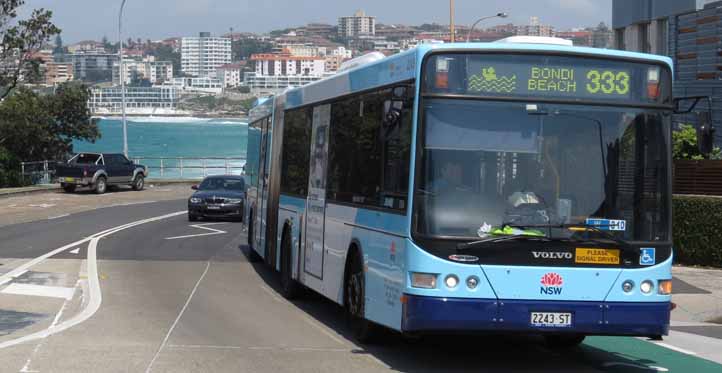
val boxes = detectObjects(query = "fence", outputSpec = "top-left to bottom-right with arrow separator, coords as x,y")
674,160 -> 722,196
20,157 -> 246,185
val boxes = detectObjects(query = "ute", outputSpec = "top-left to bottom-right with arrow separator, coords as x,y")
55,153 -> 148,194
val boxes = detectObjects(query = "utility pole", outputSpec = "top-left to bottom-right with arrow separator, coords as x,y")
119,0 -> 128,157
450,0 -> 456,43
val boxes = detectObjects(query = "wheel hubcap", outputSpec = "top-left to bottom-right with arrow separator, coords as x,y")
347,272 -> 363,317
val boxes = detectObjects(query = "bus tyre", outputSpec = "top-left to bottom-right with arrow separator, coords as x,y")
246,213 -> 262,263
544,334 -> 585,349
94,176 -> 107,194
345,250 -> 379,344
279,229 -> 301,299
132,174 -> 144,191
61,183 -> 76,193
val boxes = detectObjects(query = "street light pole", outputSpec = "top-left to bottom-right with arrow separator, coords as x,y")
449,0 -> 455,43
466,12 -> 508,43
119,0 -> 128,157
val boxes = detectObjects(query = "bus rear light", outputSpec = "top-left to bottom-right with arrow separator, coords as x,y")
647,83 -> 660,100
411,272 -> 437,289
658,280 -> 672,295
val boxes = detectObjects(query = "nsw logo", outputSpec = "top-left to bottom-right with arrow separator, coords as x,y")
540,272 -> 564,295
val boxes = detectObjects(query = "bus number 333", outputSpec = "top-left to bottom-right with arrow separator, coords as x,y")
586,70 -> 630,95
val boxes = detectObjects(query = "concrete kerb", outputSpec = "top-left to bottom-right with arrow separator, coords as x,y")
0,180 -> 198,199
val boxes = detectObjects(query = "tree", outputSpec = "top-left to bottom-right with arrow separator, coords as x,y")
101,35 -> 113,51
231,38 -> 273,61
0,83 -> 99,164
1,0 -> 61,99
673,124 -> 721,160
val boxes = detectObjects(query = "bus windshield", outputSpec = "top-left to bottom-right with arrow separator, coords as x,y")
414,98 -> 671,242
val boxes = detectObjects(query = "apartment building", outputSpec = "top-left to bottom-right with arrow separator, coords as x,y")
181,32 -> 232,77
338,10 -> 376,39
113,59 -> 173,85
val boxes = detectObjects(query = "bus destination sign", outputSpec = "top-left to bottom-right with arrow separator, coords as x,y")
465,62 -> 632,100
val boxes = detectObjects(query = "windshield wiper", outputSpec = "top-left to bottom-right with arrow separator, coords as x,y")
496,223 -> 636,254
456,233 -> 552,251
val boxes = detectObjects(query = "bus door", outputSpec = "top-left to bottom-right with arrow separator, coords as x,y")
256,116 -> 270,256
304,105 -> 330,279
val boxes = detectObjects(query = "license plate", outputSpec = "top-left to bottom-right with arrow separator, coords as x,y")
63,177 -> 74,182
575,248 -> 620,265
530,312 -> 572,327
207,206 -> 221,210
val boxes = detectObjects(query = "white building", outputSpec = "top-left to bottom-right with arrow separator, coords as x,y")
338,10 -> 376,39
181,32 -> 232,77
215,63 -> 244,88
516,16 -> 554,37
88,86 -> 179,114
243,72 -> 329,93
278,44 -> 328,57
164,76 -> 224,94
330,46 -> 353,59
113,59 -> 173,85
251,51 -> 326,78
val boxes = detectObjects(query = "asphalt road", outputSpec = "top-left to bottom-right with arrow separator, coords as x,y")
0,198 -> 721,372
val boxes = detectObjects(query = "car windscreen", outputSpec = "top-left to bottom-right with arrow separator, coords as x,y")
198,178 -> 244,191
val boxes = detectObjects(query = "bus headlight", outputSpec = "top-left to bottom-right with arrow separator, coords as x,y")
411,272 -> 437,289
640,280 -> 654,294
622,280 -> 634,293
445,275 -> 459,289
658,280 -> 672,295
466,276 -> 479,289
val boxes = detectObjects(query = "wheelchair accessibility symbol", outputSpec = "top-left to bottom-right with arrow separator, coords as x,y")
640,248 -> 656,266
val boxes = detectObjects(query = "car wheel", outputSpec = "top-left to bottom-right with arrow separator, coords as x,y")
61,183 -> 76,193
345,249 -> 380,344
280,228 -> 301,299
94,177 -> 107,194
544,334 -> 586,349
132,175 -> 145,191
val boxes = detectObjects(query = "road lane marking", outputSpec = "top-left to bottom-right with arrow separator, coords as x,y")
0,210 -> 186,350
164,223 -> 228,240
47,213 -> 70,220
1,283 -> 76,300
145,261 -> 211,373
69,248 -> 80,254
653,341 -> 698,355
0,269 -> 28,286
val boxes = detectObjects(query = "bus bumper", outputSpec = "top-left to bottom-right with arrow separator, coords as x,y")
401,294 -> 670,337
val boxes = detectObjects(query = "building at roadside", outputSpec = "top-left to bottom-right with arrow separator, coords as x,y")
516,17 -> 554,37
612,0 -> 696,53
338,10 -> 376,39
88,86 -> 179,115
60,53 -> 118,82
113,59 -> 173,85
181,32 -> 232,77
44,62 -> 74,85
215,63 -> 244,88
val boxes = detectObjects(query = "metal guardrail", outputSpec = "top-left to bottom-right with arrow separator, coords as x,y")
20,157 -> 246,185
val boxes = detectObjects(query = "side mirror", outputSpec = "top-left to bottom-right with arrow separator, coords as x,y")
383,100 -> 404,127
191,185 -> 198,190
697,112 -> 715,158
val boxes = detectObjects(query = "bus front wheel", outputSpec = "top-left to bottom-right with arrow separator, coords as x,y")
345,249 -> 380,343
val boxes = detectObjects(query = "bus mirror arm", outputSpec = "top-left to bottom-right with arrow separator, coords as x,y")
674,96 -> 715,158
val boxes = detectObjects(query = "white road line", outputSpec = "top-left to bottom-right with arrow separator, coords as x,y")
69,248 -> 80,255
1,283 -> 76,300
47,213 -> 70,220
0,210 -> 186,350
145,261 -> 211,373
653,341 -> 698,355
164,223 -> 228,240
0,269 -> 28,287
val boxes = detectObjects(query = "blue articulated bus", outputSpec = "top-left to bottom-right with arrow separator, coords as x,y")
245,37 -> 675,347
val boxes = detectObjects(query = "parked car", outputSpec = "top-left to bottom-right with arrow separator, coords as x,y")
56,153 -> 148,194
188,175 -> 246,222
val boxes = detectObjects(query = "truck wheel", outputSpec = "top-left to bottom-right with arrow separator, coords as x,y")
94,176 -> 107,194
61,183 -> 76,193
132,175 -> 145,191
545,334 -> 586,349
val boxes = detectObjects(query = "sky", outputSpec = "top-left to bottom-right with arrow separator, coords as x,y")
19,0 -> 612,43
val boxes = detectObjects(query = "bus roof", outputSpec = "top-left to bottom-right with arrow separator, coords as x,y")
249,42 -> 673,113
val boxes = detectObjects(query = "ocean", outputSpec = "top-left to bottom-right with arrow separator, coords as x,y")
73,117 -> 248,179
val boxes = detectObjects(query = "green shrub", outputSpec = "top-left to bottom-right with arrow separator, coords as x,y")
673,195 -> 722,267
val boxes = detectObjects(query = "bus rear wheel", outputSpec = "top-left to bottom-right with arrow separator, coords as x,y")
345,250 -> 379,344
544,334 -> 585,349
279,228 -> 301,299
